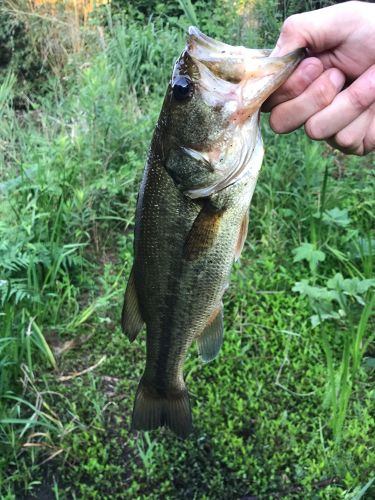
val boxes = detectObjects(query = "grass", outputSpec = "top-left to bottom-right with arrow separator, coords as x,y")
0,0 -> 374,498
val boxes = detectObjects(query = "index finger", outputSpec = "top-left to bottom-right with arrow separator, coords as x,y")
262,57 -> 323,112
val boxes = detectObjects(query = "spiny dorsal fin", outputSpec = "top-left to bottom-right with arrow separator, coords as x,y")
197,304 -> 224,362
183,204 -> 225,261
121,267 -> 144,342
234,211 -> 249,261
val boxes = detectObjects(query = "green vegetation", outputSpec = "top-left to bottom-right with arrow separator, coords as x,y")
0,0 -> 374,498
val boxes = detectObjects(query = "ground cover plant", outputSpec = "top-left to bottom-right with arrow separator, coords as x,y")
0,0 -> 374,498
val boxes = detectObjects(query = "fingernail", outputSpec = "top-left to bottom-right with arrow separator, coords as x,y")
329,69 -> 345,89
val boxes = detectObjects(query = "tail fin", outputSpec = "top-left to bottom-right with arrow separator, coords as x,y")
131,381 -> 192,438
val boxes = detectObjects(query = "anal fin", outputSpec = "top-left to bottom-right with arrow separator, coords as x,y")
197,304 -> 224,362
121,266 -> 144,341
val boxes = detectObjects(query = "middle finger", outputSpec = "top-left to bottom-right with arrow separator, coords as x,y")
269,68 -> 346,133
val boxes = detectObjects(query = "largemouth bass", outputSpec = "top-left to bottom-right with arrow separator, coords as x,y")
122,27 -> 304,438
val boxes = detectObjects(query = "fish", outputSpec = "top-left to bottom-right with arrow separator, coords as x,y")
122,27 -> 304,438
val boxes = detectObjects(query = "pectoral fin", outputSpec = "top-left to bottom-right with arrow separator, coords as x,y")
183,205 -> 224,261
197,305 -> 224,362
234,211 -> 249,261
121,267 -> 144,341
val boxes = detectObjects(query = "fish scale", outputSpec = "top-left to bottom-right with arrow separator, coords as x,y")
121,27 -> 304,437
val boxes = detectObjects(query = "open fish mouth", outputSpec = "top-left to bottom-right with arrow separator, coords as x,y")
185,26 -> 305,118
168,27 -> 305,200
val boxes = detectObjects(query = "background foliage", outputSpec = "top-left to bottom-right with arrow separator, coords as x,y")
0,0 -> 374,498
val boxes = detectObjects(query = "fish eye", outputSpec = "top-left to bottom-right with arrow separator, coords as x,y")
172,76 -> 193,101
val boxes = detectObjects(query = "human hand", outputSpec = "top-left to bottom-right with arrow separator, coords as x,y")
263,1 -> 375,156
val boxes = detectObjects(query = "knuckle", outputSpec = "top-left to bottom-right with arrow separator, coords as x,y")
313,79 -> 335,109
270,106 -> 296,134
304,118 -> 322,140
293,74 -> 310,97
281,83 -> 300,103
347,85 -> 369,112
280,15 -> 300,37
335,130 -> 358,151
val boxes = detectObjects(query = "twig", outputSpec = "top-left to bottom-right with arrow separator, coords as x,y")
57,355 -> 106,381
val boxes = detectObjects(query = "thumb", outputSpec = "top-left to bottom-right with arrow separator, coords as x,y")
272,2 -> 358,56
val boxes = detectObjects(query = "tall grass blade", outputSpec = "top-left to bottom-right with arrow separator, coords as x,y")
351,477 -> 375,500
28,317 -> 57,370
178,0 -> 199,27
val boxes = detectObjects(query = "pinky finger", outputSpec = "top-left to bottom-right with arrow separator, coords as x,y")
326,104 -> 375,156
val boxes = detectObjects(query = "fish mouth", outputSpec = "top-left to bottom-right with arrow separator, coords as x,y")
186,26 -> 305,119
169,28 -> 305,200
